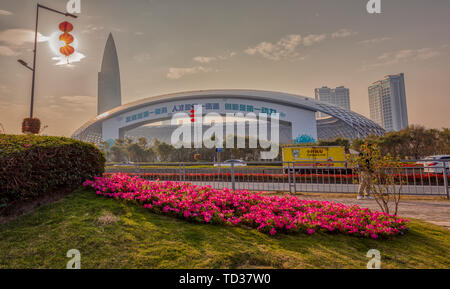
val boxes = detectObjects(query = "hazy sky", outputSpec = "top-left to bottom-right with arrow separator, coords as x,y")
0,0 -> 449,136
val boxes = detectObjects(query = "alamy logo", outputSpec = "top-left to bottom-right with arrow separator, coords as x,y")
67,0 -> 81,14
366,249 -> 381,269
367,0 -> 381,14
170,105 -> 280,160
66,249 -> 81,269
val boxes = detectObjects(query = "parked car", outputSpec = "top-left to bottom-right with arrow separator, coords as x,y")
417,155 -> 450,173
214,159 -> 247,167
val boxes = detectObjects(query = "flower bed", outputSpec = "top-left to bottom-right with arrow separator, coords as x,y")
83,174 -> 409,239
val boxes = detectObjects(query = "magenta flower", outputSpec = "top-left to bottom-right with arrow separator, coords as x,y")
82,173 -> 409,238
306,228 -> 315,235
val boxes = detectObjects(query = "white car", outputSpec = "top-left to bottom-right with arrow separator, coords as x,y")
214,159 -> 247,167
418,155 -> 450,174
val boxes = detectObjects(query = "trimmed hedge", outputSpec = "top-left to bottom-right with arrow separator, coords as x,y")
0,134 -> 105,207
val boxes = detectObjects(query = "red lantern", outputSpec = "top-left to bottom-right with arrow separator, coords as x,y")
60,45 -> 75,57
59,32 -> 74,45
58,21 -> 75,61
59,21 -> 73,33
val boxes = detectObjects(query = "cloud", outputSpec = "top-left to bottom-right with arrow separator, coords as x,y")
59,95 -> 96,105
81,24 -> 104,34
303,34 -> 327,47
43,95 -> 96,111
0,45 -> 17,56
51,52 -> 86,66
362,48 -> 440,70
245,34 -> 303,61
193,56 -> 216,64
0,29 -> 49,47
0,84 -> 12,94
332,29 -> 358,39
193,52 -> 236,64
133,53 -> 151,62
358,37 -> 391,45
0,10 -> 13,16
245,30 -> 351,61
39,95 -> 96,117
167,66 -> 213,79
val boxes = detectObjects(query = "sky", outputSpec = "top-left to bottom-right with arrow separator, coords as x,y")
0,0 -> 449,137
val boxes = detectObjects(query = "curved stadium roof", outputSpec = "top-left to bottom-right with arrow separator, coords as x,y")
72,89 -> 385,144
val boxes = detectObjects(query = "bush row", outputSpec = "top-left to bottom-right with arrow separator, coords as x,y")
0,134 -> 105,209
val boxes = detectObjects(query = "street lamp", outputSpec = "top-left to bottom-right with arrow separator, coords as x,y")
17,59 -> 33,71
18,3 -> 77,119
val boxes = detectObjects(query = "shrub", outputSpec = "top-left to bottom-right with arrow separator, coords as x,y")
0,134 -> 105,208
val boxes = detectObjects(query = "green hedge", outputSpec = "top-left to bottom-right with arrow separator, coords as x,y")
0,134 -> 105,207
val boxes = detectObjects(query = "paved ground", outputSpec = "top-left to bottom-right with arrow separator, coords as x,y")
294,195 -> 450,230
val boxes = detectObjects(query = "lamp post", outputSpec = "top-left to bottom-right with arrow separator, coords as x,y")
17,3 -> 77,119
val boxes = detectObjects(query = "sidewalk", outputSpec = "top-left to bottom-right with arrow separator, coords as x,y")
296,194 -> 450,230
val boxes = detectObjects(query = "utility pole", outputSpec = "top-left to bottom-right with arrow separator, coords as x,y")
18,4 -> 77,118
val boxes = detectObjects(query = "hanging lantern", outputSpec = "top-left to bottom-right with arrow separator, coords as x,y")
58,21 -> 75,63
60,45 -> 75,57
59,21 -> 73,33
59,32 -> 74,45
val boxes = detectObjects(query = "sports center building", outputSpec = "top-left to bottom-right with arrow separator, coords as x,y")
71,34 -> 385,145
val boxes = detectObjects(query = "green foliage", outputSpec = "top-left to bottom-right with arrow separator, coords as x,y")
348,143 -> 400,172
352,125 -> 450,159
100,136 -> 282,163
318,138 -> 351,150
347,143 -> 403,215
0,134 -> 105,207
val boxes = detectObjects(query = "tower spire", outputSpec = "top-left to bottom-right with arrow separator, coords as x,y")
98,33 -> 121,115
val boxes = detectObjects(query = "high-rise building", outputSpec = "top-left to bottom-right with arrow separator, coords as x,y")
314,86 -> 350,118
98,33 -> 122,115
368,73 -> 408,132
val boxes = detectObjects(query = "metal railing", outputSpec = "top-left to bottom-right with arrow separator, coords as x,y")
105,160 -> 449,198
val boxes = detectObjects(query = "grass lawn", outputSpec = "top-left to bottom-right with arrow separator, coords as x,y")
0,188 -> 449,269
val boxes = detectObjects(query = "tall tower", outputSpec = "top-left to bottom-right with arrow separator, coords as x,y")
368,73 -> 408,131
98,33 -> 121,115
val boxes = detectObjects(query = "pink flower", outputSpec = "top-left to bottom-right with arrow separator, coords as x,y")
82,173 -> 409,239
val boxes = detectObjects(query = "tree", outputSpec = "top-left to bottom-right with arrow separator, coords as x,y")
110,145 -> 126,162
351,126 -> 449,159
403,125 -> 437,159
153,139 -> 176,162
126,143 -> 146,162
318,138 -> 350,150
348,143 -> 403,215
137,137 -> 148,149
438,128 -> 450,154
